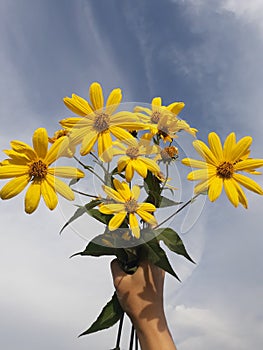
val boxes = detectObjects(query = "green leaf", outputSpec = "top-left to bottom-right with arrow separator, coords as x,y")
70,234 -> 128,262
59,199 -> 101,234
69,178 -> 80,187
87,208 -> 113,225
155,228 -> 195,263
145,239 -> 181,281
158,196 -> 182,208
79,292 -> 123,336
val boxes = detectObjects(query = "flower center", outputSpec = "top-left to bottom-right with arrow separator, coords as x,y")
160,146 -> 178,162
29,160 -> 48,179
125,198 -> 139,213
150,111 -> 161,124
126,146 -> 140,159
216,161 -> 234,179
93,112 -> 110,132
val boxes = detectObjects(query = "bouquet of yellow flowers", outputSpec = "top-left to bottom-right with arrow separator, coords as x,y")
1,82 -> 263,348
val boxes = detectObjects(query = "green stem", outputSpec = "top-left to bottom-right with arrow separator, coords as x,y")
129,325 -> 135,350
155,193 -> 200,229
115,313 -> 124,349
71,189 -> 98,198
74,156 -> 106,184
160,163 -> 169,194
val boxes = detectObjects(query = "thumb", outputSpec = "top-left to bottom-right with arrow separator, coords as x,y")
110,259 -> 127,289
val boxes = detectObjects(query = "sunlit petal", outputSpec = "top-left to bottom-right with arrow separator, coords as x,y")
193,140 -> 218,166
45,136 -> 69,165
46,174 -> 74,201
233,173 -> 263,195
208,176 -> 223,202
131,185 -> 140,200
0,165 -> 29,178
48,167 -> 84,178
181,158 -> 211,169
100,204 -> 126,214
136,209 -> 157,225
132,159 -> 148,178
129,213 -> 140,238
106,88 -> 122,114
234,159 -> 263,171
63,94 -> 93,116
41,179 -> 58,210
223,178 -> 239,207
138,203 -> 156,212
33,128 -> 48,159
223,132 -> 236,161
89,82 -> 104,110
109,212 -> 127,231
208,132 -> 223,160
25,180 -> 41,214
0,175 -> 30,199
10,141 -> 37,160
112,179 -> 131,201
102,184 -> 126,202
231,136 -> 252,163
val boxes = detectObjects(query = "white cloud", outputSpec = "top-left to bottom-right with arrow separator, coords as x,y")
168,304 -> 263,349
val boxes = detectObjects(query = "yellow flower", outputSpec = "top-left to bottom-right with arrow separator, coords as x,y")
60,82 -> 146,162
99,179 -> 157,238
182,132 -> 263,208
0,128 -> 84,213
48,128 -> 76,157
112,138 -> 161,182
135,97 -> 197,141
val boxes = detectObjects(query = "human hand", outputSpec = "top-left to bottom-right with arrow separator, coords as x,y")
111,260 -> 177,350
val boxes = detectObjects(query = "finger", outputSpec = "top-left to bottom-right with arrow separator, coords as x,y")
110,259 -> 127,289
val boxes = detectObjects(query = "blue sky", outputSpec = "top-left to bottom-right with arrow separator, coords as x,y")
1,0 -> 263,349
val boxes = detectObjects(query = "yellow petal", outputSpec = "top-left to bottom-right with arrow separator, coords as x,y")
231,136 -> 252,163
108,212 -> 127,231
125,162 -> 134,182
106,88 -> 122,115
233,173 -> 263,195
131,185 -> 140,200
48,167 -> 85,178
187,169 -> 215,181
132,159 -> 148,178
0,165 -> 29,179
193,140 -> 218,166
140,157 -> 160,173
152,97 -> 162,108
112,179 -> 131,201
234,159 -> 263,171
80,130 -> 98,156
208,176 -> 223,202
208,132 -> 223,161
223,178 -> 239,207
181,158 -> 211,169
138,202 -> 156,212
99,203 -> 126,214
233,181 -> 248,209
100,131 -> 113,162
102,184 -> 126,202
166,102 -> 185,115
223,132 -> 236,161
41,179 -> 58,210
4,149 -> 31,164
129,213 -> 140,238
46,174 -> 74,201
63,94 -> 93,116
0,174 -> 30,199
89,82 -> 104,110
45,136 -> 69,165
117,156 -> 129,172
10,141 -> 37,161
33,128 -> 48,159
110,126 -> 135,141
25,180 -> 41,214
133,106 -> 152,115
194,179 -> 211,194
60,117 -> 85,128
136,209 -> 157,226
